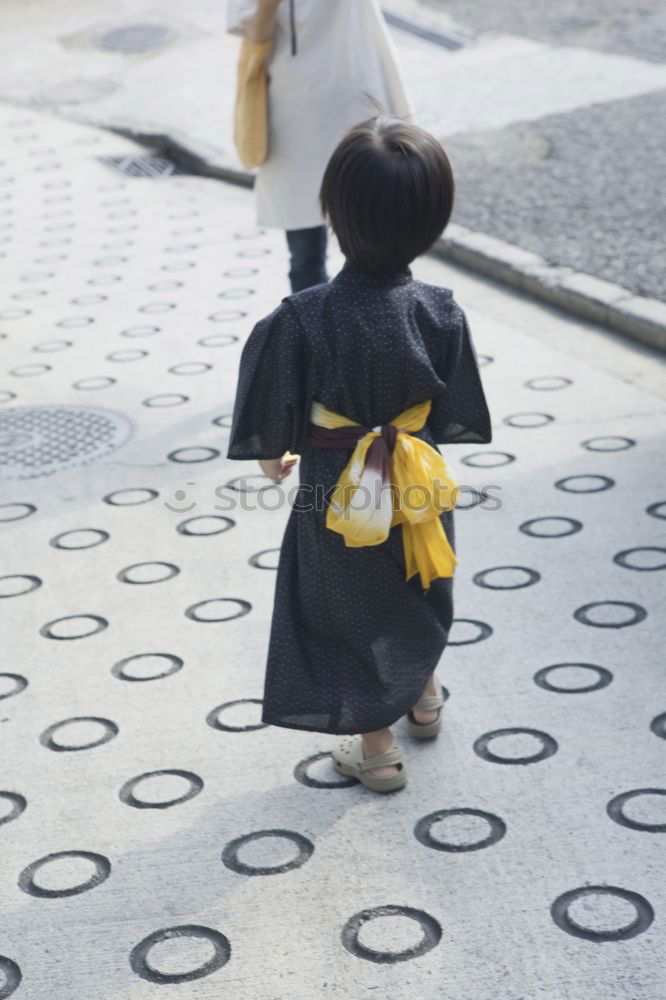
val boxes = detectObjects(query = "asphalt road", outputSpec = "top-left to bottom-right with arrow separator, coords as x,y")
421,0 -> 666,62
402,0 -> 666,299
446,89 -> 666,300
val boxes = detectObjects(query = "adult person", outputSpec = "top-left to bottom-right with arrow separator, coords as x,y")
226,0 -> 412,291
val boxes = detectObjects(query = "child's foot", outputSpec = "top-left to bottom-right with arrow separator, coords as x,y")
332,734 -> 406,792
362,729 -> 399,778
406,674 -> 445,740
411,675 -> 441,724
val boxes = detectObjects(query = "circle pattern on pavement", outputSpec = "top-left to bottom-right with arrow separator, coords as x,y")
221,829 -> 314,876
550,885 -> 654,941
119,769 -> 203,809
341,906 -> 442,964
474,728 -> 558,765
414,808 -> 507,852
19,850 -> 111,898
129,925 -> 231,985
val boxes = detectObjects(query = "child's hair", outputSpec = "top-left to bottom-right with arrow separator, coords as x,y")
320,115 -> 454,274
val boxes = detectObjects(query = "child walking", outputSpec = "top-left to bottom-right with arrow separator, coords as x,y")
228,116 -> 491,792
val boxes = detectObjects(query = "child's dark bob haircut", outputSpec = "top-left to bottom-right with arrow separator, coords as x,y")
320,115 -> 454,274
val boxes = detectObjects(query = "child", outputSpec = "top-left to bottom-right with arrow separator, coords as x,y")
228,116 -> 491,792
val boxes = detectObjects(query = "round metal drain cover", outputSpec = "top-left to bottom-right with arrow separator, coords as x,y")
97,24 -> 174,53
0,405 -> 133,479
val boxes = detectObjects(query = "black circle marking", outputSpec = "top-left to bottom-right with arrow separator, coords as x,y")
550,885 -> 654,942
461,451 -> 515,468
0,955 -> 21,997
650,713 -> 666,740
177,515 -> 234,536
40,614 -> 108,640
143,393 -> 189,407
222,829 -> 314,876
208,309 -> 246,323
223,475 -> 277,493
473,727 -> 558,765
119,769 -> 203,809
447,618 -> 493,645
212,414 -> 232,429
117,561 -> 179,585
0,673 -> 28,700
129,925 -> 231,985
72,376 -> 115,390
607,788 -> 666,833
555,475 -> 614,493
206,699 -> 266,732
40,716 -> 118,752
112,652 -> 183,683
50,528 -> 109,550
186,598 -> 251,623
0,502 -> 36,521
249,548 -> 280,570
0,791 -> 27,827
613,547 -> 666,572
341,905 -> 442,964
0,574 -> 41,598
414,808 -> 506,852
293,751 -> 358,789
197,333 -> 239,348
574,601 -> 647,629
167,446 -> 220,464
121,325 -> 160,338
534,662 -> 613,694
520,517 -> 582,538
168,362 -> 211,375
103,487 -> 158,506
525,376 -> 572,391
472,565 -> 540,590
503,412 -> 554,428
582,436 -> 635,452
646,501 -> 666,520
19,850 -> 111,898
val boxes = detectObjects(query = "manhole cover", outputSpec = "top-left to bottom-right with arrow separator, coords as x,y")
0,405 -> 133,480
97,23 -> 174,53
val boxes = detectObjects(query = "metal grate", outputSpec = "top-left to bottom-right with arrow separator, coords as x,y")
0,405 -> 133,479
98,154 -> 188,178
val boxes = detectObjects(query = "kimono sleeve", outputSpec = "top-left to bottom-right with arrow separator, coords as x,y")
227,301 -> 309,460
226,0 -> 257,36
428,303 -> 492,445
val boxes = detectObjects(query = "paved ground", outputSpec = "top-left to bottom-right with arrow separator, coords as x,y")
444,89 -> 666,299
420,0 -> 666,62
1,105 -> 666,999
0,0 -> 664,300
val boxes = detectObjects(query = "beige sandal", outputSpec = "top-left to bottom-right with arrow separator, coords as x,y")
405,680 -> 445,740
331,735 -> 407,793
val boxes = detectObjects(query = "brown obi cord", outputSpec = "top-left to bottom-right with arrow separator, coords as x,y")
309,423 -> 406,487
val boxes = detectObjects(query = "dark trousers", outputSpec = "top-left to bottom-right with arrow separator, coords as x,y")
286,225 -> 328,293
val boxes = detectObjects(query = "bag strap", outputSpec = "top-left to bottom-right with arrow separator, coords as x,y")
289,0 -> 297,55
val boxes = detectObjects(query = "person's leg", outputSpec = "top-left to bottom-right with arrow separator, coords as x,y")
285,225 -> 328,292
362,727 -> 399,777
411,672 -> 440,724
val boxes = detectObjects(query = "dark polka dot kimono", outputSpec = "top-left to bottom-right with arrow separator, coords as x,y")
228,262 -> 491,735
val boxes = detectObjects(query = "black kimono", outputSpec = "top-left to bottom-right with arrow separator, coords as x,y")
228,262 -> 491,735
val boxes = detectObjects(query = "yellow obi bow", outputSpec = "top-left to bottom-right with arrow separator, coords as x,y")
310,399 -> 458,589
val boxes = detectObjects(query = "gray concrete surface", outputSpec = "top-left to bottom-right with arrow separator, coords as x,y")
444,90 -> 666,301
1,104 -> 666,1000
418,0 -> 666,63
0,0 -> 665,310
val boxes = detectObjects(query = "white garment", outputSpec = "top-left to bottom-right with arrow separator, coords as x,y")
226,0 -> 412,230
